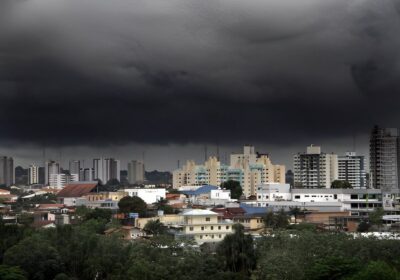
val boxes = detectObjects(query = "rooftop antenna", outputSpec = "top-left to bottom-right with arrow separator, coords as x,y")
177,160 -> 180,169
204,145 -> 208,162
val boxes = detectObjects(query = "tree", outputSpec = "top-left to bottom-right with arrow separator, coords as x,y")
144,219 -> 167,235
217,224 -> 256,275
263,209 -> 289,230
369,207 -> 384,231
0,265 -> 27,280
357,220 -> 370,232
4,237 -> 63,280
118,196 -> 147,216
220,180 -> 243,199
331,180 -> 352,189
85,208 -> 112,221
289,206 -> 301,224
275,209 -> 289,228
348,261 -> 400,280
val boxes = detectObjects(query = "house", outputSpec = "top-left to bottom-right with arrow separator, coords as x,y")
178,209 -> 234,244
57,182 -> 99,206
105,226 -> 146,240
124,188 -> 166,204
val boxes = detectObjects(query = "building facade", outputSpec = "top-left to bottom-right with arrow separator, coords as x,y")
173,146 -> 285,197
28,164 -> 39,185
370,126 -> 400,192
338,152 -> 366,188
93,158 -> 120,184
293,145 -> 338,188
0,156 -> 14,186
45,161 -> 60,186
127,160 -> 145,184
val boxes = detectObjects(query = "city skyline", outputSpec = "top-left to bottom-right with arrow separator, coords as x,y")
1,0 -> 399,169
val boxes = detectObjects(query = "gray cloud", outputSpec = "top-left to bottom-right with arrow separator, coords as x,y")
0,0 -> 399,151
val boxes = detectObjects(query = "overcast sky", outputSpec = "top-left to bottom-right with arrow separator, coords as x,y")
0,0 -> 399,171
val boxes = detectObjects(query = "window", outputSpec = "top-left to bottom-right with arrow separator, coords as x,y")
351,194 -> 358,199
211,226 -> 214,230
219,234 -> 222,238
226,226 -> 230,230
189,227 -> 194,231
218,226 -> 221,230
200,235 -> 203,239
201,226 -> 204,231
205,217 -> 210,222
294,195 -> 300,199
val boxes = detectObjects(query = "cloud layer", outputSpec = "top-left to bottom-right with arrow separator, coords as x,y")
1,0 -> 400,148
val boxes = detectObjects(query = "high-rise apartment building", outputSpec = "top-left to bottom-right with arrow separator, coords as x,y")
45,161 -> 60,186
173,146 -> 286,197
338,152 -> 366,188
293,145 -> 338,188
69,160 -> 81,180
0,156 -> 14,186
370,126 -> 400,192
28,164 -> 39,185
127,160 -> 145,184
93,158 -> 120,184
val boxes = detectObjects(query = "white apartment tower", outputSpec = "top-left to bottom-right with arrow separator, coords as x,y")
28,164 -> 39,185
293,145 -> 338,188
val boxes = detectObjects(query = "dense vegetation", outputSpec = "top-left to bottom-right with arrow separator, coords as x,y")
1,209 -> 400,280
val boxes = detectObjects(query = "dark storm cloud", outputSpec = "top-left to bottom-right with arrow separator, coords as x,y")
0,0 -> 400,148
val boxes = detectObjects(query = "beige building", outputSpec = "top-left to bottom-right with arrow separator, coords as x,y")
180,209 -> 233,244
173,146 -> 285,197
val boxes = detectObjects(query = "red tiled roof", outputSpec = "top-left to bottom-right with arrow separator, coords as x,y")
57,183 -> 98,198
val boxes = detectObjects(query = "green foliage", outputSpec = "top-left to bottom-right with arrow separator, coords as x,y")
4,236 -> 63,280
348,261 -> 400,280
0,265 -> 27,280
357,220 -> 370,232
263,209 -> 289,230
143,219 -> 167,235
331,180 -> 352,189
84,208 -> 112,221
118,196 -> 147,216
220,180 -> 243,199
369,207 -> 384,229
217,224 -> 256,275
305,256 -> 362,280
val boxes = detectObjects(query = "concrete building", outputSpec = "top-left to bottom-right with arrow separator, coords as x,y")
28,165 -> 39,185
81,168 -> 94,182
293,145 -> 338,188
245,184 -> 383,215
173,146 -> 286,197
124,188 -> 166,204
179,209 -> 233,244
370,126 -> 400,192
0,156 -> 14,186
69,160 -> 81,180
127,160 -> 145,184
93,158 -> 120,184
338,152 -> 366,188
49,173 -> 79,189
45,161 -> 60,186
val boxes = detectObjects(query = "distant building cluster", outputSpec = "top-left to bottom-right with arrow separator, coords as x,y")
173,145 -> 285,197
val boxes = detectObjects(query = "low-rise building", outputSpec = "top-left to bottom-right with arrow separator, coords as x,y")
178,209 -> 233,244
124,188 -> 166,204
